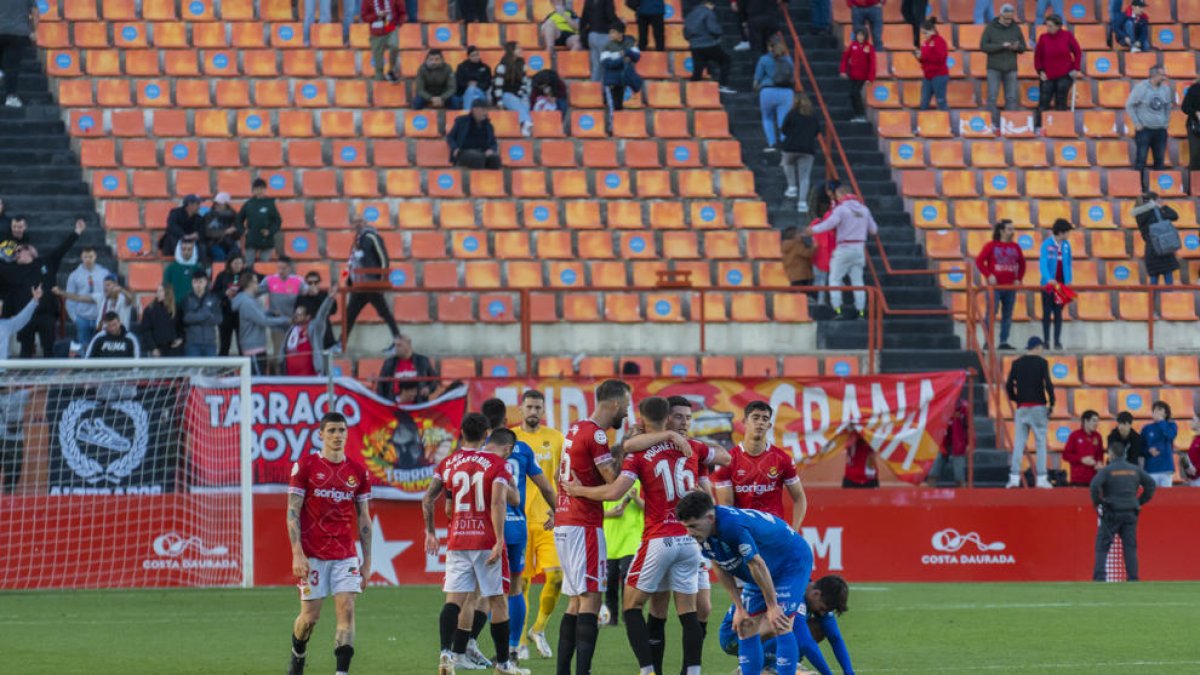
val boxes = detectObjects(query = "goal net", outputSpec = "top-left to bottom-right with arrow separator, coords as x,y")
0,358 -> 253,590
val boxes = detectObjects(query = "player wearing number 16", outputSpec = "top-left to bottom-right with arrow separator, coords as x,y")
285,412 -> 373,675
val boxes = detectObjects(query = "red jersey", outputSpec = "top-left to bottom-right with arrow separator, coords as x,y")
1062,429 -> 1104,485
556,419 -> 615,528
975,241 -> 1027,285
621,439 -> 714,540
284,322 -> 316,376
690,439 -> 712,486
711,443 -> 799,520
843,436 -> 878,485
437,449 -> 512,551
288,452 -> 371,561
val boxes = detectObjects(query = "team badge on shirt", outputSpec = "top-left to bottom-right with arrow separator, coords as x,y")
594,430 -> 608,445
346,475 -> 358,488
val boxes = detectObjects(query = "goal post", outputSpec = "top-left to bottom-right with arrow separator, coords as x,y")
0,357 -> 254,590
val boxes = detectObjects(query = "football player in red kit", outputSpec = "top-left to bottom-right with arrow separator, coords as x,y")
711,401 -> 808,530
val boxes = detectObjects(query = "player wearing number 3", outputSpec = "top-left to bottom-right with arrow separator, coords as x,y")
564,396 -> 727,675
286,412 -> 373,675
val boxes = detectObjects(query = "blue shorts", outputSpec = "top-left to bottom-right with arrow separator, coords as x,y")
742,577 -> 807,618
506,541 -> 527,575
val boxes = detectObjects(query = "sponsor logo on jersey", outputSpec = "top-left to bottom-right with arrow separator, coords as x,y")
733,482 -> 777,496
313,487 -> 355,502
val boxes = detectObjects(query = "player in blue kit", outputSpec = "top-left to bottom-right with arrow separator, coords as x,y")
675,491 -> 849,675
718,603 -> 856,675
482,398 -> 557,664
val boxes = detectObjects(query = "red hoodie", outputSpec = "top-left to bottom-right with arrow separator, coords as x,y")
1062,428 -> 1104,485
919,33 -> 949,79
361,0 -> 406,36
840,40 -> 876,82
975,240 -> 1026,285
1034,29 -> 1081,81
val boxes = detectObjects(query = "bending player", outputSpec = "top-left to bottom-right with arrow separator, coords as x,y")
555,379 -> 631,675
564,396 -> 708,675
513,389 -> 566,660
286,412 -> 372,675
676,491 -> 848,675
712,402 -> 808,529
718,593 -> 855,674
481,398 -> 556,665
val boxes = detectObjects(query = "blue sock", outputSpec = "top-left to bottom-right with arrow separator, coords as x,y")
507,594 -> 526,650
773,630 -> 799,675
738,635 -> 764,675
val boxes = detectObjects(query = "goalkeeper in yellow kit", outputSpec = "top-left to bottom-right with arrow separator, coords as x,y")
512,389 -> 565,659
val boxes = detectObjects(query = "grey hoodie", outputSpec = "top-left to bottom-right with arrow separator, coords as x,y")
0,299 -> 36,360
231,292 -> 290,355
684,4 -> 722,50
1125,80 -> 1175,130
64,263 -> 111,323
809,196 -> 879,246
182,291 -> 222,350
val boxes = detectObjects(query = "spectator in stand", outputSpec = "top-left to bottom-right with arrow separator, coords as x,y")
841,427 -> 879,488
1108,411 -> 1146,467
580,0 -> 619,82
0,219 -> 83,358
744,0 -> 783,54
1034,14 -> 1081,128
975,219 -> 1026,350
237,178 -> 282,266
1038,218 -> 1073,350
137,284 -> 183,357
684,0 -> 736,94
1133,192 -> 1180,285
159,194 -> 204,258
459,0 -> 488,24
0,211 -> 26,255
0,284 -> 40,360
413,50 -> 461,110
0,0 -> 36,108
928,396 -> 969,486
447,100 -> 501,169
494,41 -> 534,137
85,312 -> 140,359
96,274 -> 135,331
848,0 -> 884,49
1126,66 -> 1174,188
211,255 -> 245,356
1183,77 -> 1200,182
376,334 -> 442,403
203,193 -> 243,263
283,286 -> 338,376
917,18 -> 949,111
231,272 -> 290,375
1183,415 -> 1200,486
780,227 -> 815,288
779,92 -> 822,212
182,270 -> 221,358
1089,440 -> 1155,582
163,236 -> 205,304
1004,336 -> 1055,489
0,198 -> 10,232
542,0 -> 583,51
63,246 -> 110,349
455,46 -> 493,111
297,270 -> 338,352
1063,410 -> 1104,486
980,4 -> 1026,127
600,22 -> 642,132
1141,401 -> 1177,488
532,68 -> 570,115
344,216 -> 402,344
807,183 -> 878,319
1114,0 -> 1150,52
362,0 -> 404,82
809,0 -> 832,35
1034,0 -> 1064,25
263,257 -> 305,373
754,36 -> 795,153
532,80 -> 562,112
635,0 -> 665,51
302,0 -> 361,44
900,0 -> 928,47
839,27 -> 876,123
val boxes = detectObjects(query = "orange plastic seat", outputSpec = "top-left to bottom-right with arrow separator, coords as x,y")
1075,292 -> 1113,320
1122,355 -> 1161,387
1072,388 -> 1112,418
1160,291 -> 1199,321
1081,355 -> 1121,386
1082,111 -> 1119,138
1163,355 -> 1200,386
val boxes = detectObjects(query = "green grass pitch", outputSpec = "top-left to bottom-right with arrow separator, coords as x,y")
3,582 -> 1198,674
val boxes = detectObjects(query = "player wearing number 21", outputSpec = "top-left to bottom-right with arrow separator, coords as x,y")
711,401 -> 808,530
286,412 -> 373,675
563,396 -> 727,675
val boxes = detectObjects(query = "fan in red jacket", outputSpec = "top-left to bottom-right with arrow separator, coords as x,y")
1033,15 -> 1081,119
839,28 -> 876,122
975,218 -> 1026,349
362,0 -> 407,82
916,18 -> 949,111
1062,411 -> 1104,486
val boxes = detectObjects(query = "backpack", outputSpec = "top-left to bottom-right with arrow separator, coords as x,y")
1146,207 -> 1181,256
772,57 -> 794,87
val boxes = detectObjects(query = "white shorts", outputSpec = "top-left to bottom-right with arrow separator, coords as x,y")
1150,472 -> 1174,488
555,526 -> 607,596
298,557 -> 362,601
627,536 -> 702,595
698,558 -> 712,591
443,549 -> 510,596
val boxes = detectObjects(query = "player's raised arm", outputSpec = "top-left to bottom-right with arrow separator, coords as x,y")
421,475 -> 444,556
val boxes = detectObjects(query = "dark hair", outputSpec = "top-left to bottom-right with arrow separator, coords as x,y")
781,226 -> 799,241
920,17 -> 938,32
1045,14 -> 1062,26
191,269 -> 209,280
1116,411 -> 1134,425
320,412 -> 348,429
486,427 -> 517,449
1108,439 -> 1127,456
81,245 -> 97,254
621,361 -> 642,376
305,271 -> 321,282
1081,410 -> 1099,423
744,401 -> 773,418
500,41 -> 524,89
667,395 -> 693,410
252,178 -> 267,190
853,27 -> 868,41
466,45 -> 479,54
461,412 -> 490,444
238,271 -> 258,288
1152,401 -> 1172,419
675,489 -> 715,522
596,379 -> 631,403
481,398 -> 508,430
1051,218 -> 1073,236
278,256 -> 292,265
813,575 -> 850,615
992,219 -> 1013,242
638,396 -> 670,425
103,311 -> 120,322
610,20 -> 626,33
521,389 -> 545,402
427,48 -> 443,59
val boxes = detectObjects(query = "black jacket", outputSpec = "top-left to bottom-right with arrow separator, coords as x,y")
580,0 -> 618,37
1107,428 -> 1146,465
211,268 -> 242,318
780,110 -> 822,154
1182,81 -> 1200,135
1133,201 -> 1180,277
350,227 -> 390,284
136,301 -> 180,354
0,230 -> 77,319
1004,353 -> 1055,407
85,330 -> 140,358
1089,458 -> 1155,512
447,114 -> 499,157
160,205 -> 204,255
376,353 -> 439,402
455,60 -> 493,96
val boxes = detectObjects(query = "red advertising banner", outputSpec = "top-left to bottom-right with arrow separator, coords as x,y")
251,490 -> 1200,586
471,374 -> 967,484
188,378 -> 466,500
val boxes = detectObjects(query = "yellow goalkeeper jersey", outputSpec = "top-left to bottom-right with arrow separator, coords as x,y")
514,424 -> 564,524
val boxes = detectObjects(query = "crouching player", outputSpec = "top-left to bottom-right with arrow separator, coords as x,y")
718,590 -> 855,675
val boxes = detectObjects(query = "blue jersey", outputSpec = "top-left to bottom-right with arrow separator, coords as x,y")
504,441 -> 542,534
699,506 -> 813,586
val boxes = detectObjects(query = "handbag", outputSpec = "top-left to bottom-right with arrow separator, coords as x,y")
1146,206 -> 1181,257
